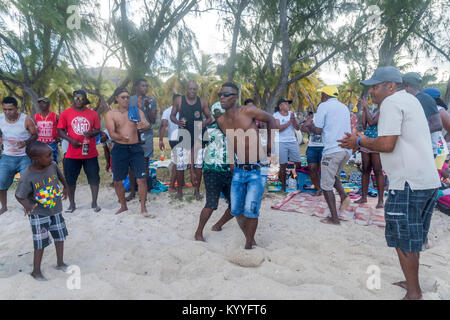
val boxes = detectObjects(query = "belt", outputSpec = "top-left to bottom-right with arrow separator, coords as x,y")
236,163 -> 268,171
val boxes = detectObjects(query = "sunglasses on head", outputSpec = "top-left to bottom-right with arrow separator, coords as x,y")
218,92 -> 237,98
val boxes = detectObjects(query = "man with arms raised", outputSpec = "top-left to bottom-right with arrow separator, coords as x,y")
170,80 -> 213,200
338,66 -> 440,300
105,88 -> 151,217
217,82 -> 277,249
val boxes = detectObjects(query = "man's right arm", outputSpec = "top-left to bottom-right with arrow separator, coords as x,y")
170,97 -> 182,126
105,111 -> 124,142
159,119 -> 168,150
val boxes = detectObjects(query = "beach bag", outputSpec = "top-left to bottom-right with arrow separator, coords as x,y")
436,200 -> 450,216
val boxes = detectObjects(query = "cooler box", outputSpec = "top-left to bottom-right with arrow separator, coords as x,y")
297,172 -> 316,193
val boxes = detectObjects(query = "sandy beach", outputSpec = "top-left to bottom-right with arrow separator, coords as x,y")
0,185 -> 449,300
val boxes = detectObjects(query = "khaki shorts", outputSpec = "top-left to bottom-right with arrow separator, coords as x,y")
320,151 -> 350,191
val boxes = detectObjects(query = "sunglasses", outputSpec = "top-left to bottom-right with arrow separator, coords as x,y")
74,97 -> 85,101
217,92 -> 237,98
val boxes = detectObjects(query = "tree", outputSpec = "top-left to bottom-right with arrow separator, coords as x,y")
0,0 -> 98,113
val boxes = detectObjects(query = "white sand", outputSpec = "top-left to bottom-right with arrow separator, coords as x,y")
0,186 -> 449,300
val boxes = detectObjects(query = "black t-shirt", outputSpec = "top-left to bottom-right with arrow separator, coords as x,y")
416,92 -> 439,118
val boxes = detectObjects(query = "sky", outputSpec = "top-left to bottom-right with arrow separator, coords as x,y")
86,0 -> 450,86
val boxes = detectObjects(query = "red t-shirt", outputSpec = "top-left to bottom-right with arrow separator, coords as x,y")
57,107 -> 100,159
34,112 -> 58,143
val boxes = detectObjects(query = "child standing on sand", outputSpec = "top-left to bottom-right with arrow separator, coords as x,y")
15,141 -> 69,280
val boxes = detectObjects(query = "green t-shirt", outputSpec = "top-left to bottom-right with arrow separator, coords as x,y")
203,122 -> 230,172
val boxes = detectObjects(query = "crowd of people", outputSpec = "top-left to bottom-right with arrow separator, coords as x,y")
0,66 -> 448,299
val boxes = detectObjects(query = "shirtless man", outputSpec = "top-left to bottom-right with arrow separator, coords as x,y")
105,88 -> 151,216
216,82 -> 277,249
170,80 -> 213,200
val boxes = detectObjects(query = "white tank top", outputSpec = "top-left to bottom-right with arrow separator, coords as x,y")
0,113 -> 31,156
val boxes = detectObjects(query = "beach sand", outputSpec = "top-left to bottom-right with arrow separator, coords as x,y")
1,186 -> 449,300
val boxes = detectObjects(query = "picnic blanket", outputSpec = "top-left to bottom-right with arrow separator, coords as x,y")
271,191 -> 385,227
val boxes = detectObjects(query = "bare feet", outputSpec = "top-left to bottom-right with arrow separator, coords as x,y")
65,205 -> 76,213
0,207 -> 7,215
125,193 -> 136,202
142,212 -> 155,218
194,191 -> 203,200
194,233 -> 205,242
92,204 -> 101,212
55,263 -> 69,272
211,225 -> 222,232
354,197 -> 367,204
402,292 -> 423,300
115,206 -> 128,215
339,196 -> 351,211
313,190 -> 323,197
244,239 -> 257,249
31,271 -> 47,281
393,281 -> 408,290
168,187 -> 177,193
320,217 -> 340,225
376,202 -> 384,209
175,192 -> 183,200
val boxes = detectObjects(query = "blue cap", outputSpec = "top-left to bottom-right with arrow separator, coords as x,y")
422,88 -> 441,99
361,66 -> 403,86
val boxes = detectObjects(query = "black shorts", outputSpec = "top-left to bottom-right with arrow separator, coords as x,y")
204,170 -> 232,210
169,140 -> 178,149
64,157 -> 100,186
111,143 -> 146,182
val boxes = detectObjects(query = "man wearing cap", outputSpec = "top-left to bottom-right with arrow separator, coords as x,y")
338,66 -> 440,300
403,72 -> 442,157
0,97 -> 37,215
303,85 -> 352,225
273,98 -> 301,192
105,88 -> 151,217
194,102 -> 235,241
34,97 -> 60,163
58,90 -> 102,213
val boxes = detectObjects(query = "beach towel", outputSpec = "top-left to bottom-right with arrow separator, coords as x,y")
128,106 -> 141,122
271,191 -> 385,227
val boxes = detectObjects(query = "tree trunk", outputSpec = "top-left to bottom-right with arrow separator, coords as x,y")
227,1 -> 249,82
445,75 -> 450,107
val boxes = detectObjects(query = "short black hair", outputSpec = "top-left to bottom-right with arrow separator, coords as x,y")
173,94 -> 181,101
135,78 -> 148,86
244,99 -> 254,105
221,82 -> 239,94
114,87 -> 129,97
26,141 -> 51,159
2,97 -> 18,107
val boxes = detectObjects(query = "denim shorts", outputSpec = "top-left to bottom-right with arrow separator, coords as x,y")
230,167 -> 268,219
384,183 -> 438,253
0,155 -> 32,190
306,146 -> 324,164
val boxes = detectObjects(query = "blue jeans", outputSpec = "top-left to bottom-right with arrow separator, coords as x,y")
0,155 -> 32,189
230,167 -> 268,219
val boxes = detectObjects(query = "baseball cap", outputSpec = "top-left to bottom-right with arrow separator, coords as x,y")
422,88 -> 441,99
277,98 -> 293,107
361,66 -> 403,86
37,97 -> 50,103
73,89 -> 91,104
317,85 -> 339,98
402,72 -> 423,88
211,101 -> 225,114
